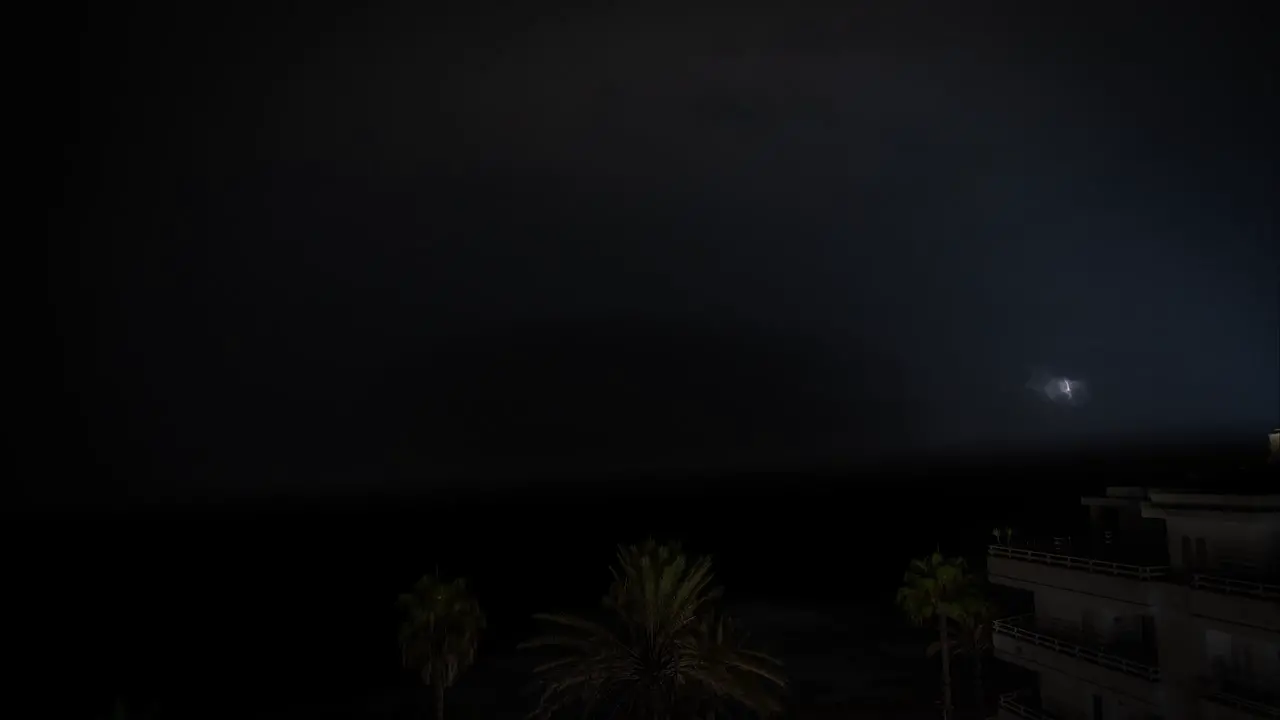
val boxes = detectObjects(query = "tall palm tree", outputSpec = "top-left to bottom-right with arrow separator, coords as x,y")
397,575 -> 486,720
897,550 -> 970,720
926,581 -> 997,718
522,540 -> 786,720
953,581 -> 996,719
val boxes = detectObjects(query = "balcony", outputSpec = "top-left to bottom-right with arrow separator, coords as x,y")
997,690 -> 1056,720
987,542 -> 1170,604
1190,573 -> 1280,633
988,544 -> 1171,580
992,614 -> 1161,706
1202,676 -> 1280,719
992,615 -> 1160,681
1193,573 -> 1280,602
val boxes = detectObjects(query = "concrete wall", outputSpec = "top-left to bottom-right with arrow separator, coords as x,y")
1030,586 -> 1153,647
1039,671 -> 1082,718
1085,503 -> 1165,558
993,497 -> 1280,720
1039,671 -> 1156,720
1034,586 -> 1086,628
1202,629 -> 1280,688
1163,516 -> 1279,575
1150,583 -> 1202,720
1189,587 -> 1280,633
989,555 -> 1161,608
1198,697 -> 1264,720
993,633 -> 1161,711
1148,584 -> 1280,720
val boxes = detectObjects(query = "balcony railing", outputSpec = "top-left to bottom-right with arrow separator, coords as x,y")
1207,690 -> 1280,718
988,544 -> 1170,580
998,691 -> 1056,720
992,614 -> 1160,681
1192,573 -> 1280,601
1204,676 -> 1280,718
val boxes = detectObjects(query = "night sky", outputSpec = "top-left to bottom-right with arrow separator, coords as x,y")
52,2 -> 1279,502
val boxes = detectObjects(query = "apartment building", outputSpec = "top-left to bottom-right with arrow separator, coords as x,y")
988,468 -> 1278,720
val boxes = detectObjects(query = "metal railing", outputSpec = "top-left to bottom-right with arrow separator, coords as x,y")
1192,573 -> 1280,601
988,544 -> 1170,580
997,691 -> 1056,720
989,544 -> 1280,602
991,614 -> 1161,681
1207,689 -> 1280,718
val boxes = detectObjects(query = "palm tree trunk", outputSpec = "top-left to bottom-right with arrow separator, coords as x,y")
435,683 -> 445,720
939,614 -> 952,720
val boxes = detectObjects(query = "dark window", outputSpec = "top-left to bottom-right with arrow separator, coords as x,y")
1092,694 -> 1104,720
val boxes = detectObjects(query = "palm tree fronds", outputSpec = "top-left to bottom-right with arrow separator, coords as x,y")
525,540 -> 786,720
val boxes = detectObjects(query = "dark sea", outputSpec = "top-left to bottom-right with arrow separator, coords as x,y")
26,464 -> 1109,720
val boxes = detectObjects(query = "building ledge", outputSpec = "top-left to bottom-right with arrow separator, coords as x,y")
997,691 -> 1056,720
1202,675 -> 1280,718
988,544 -> 1170,580
1206,690 -> 1280,718
992,615 -> 1159,682
1193,573 -> 1280,602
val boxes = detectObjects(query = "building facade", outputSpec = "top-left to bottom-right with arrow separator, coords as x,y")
989,485 -> 1279,720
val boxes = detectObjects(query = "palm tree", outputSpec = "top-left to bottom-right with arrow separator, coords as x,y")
953,582 -> 996,719
522,540 -> 786,720
897,550 -> 970,720
686,611 -> 787,720
925,581 -> 997,718
397,574 -> 486,720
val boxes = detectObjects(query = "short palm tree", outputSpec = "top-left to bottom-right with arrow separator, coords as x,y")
522,540 -> 786,720
897,550 -> 970,720
397,574 -> 486,720
686,611 -> 786,720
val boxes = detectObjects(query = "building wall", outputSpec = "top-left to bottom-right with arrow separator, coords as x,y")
1203,629 -> 1280,687
1163,516 -> 1278,575
1198,698 -> 1268,720
1038,670 -> 1082,719
1188,587 -> 1280,633
1037,665 -> 1160,720
1034,587 -> 1086,629
994,633 -> 1161,711
1032,587 -> 1153,646
998,492 -> 1280,720
1087,506 -> 1168,561
1151,583 -> 1201,720
989,554 -> 1160,607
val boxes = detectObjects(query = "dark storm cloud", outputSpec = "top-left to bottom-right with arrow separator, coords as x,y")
59,3 -> 1278,498
357,317 -> 918,474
